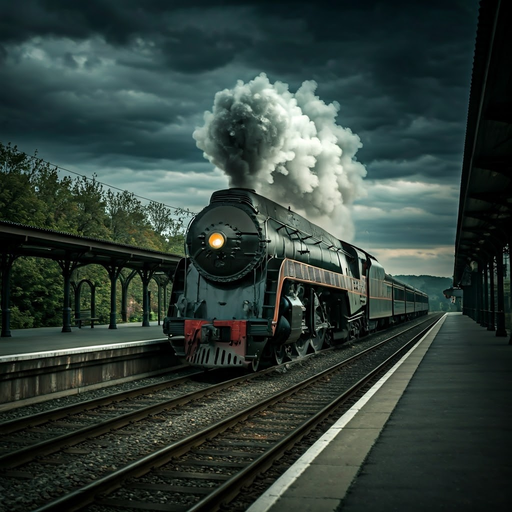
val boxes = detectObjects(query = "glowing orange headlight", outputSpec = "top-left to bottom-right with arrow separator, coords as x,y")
208,232 -> 226,250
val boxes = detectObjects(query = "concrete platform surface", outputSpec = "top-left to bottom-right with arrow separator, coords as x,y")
249,313 -> 512,512
0,322 -> 176,407
0,321 -> 167,359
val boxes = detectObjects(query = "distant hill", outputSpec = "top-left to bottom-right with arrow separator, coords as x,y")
393,275 -> 459,312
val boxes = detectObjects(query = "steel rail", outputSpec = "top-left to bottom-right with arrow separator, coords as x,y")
0,315 -> 436,470
188,314 -> 444,512
0,364 -> 197,434
0,365 -> 276,469
33,315 -> 442,512
0,313 -> 434,436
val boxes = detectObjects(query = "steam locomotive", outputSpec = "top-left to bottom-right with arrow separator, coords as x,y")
163,188 -> 428,370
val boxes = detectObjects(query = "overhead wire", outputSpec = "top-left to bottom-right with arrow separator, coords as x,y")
23,152 -> 197,217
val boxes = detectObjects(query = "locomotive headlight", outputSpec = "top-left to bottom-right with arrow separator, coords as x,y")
208,232 -> 226,250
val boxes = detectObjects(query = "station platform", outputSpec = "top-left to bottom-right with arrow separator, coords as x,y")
0,322 -> 176,408
0,321 -> 167,360
249,312 -> 512,512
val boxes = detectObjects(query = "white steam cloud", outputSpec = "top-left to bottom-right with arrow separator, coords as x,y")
193,73 -> 367,240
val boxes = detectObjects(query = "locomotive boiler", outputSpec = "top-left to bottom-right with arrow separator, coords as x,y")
163,188 -> 428,370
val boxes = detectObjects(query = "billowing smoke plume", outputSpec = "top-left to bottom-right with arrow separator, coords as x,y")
193,73 -> 367,240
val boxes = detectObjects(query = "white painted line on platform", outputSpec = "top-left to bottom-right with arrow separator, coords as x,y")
0,338 -> 168,362
247,314 -> 447,512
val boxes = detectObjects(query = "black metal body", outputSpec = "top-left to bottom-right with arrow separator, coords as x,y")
163,188 -> 428,368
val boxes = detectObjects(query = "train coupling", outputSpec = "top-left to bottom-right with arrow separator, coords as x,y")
200,323 -> 219,344
196,321 -> 243,345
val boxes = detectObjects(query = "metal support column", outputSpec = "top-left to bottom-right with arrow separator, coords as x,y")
73,282 -> 80,325
476,266 -> 483,325
1,253 -> 17,337
139,267 -> 155,327
157,284 -> 161,326
471,272 -> 478,321
153,273 -> 170,327
104,261 -> 124,329
488,257 -> 495,331
120,269 -> 137,322
57,255 -> 82,333
60,262 -> 73,333
508,241 -> 512,346
496,247 -> 507,337
467,270 -> 479,321
109,271 -> 118,329
481,262 -> 489,327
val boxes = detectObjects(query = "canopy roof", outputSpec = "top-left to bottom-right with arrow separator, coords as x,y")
454,0 -> 512,284
0,220 -> 181,274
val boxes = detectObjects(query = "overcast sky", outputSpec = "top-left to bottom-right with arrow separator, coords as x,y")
0,0 -> 479,277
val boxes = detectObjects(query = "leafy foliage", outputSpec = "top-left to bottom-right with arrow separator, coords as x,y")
0,143 -> 48,226
72,175 -> 111,238
0,142 -> 189,328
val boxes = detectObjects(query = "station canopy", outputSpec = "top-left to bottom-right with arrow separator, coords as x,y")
454,0 -> 512,285
0,220 -> 181,273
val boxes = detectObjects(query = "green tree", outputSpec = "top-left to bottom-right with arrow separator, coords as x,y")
1,142 -> 188,329
32,163 -> 77,232
106,189 -> 152,246
0,142 -> 47,225
72,175 -> 110,238
145,201 -> 188,255
10,257 -> 63,328
146,201 -> 187,236
0,142 -> 80,232
165,233 -> 186,256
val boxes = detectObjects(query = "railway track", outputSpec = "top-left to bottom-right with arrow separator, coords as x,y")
0,314 -> 442,512
0,365 -> 277,468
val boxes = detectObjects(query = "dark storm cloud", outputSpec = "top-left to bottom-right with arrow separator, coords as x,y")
0,0 -> 480,276
0,44 -> 7,64
232,2 -> 476,184
0,0 -> 478,169
0,0 -> 148,45
159,28 -> 250,73
0,32 -> 207,166
365,156 -> 461,184
357,116 -> 467,179
357,216 -> 456,249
